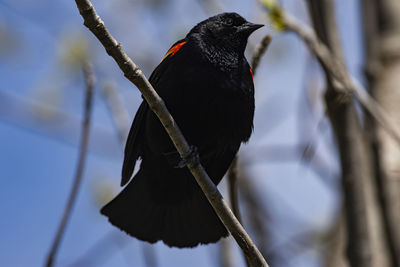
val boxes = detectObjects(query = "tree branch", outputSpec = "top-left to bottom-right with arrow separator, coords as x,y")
45,60 -> 95,267
361,0 -> 400,265
251,35 -> 272,74
260,0 -> 400,148
73,1 -> 268,266
100,82 -> 131,145
305,1 -> 374,266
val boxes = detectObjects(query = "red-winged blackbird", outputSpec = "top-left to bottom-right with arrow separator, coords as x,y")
101,13 -> 262,248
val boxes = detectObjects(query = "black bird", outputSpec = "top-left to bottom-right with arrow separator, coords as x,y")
101,12 -> 263,248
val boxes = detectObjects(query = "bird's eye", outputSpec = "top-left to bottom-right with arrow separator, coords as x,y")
225,18 -> 233,26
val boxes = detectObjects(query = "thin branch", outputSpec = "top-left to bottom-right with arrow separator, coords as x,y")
219,239 -> 234,267
64,231 -> 128,267
304,1 -> 374,266
0,89 -> 121,159
282,13 -> 400,147
45,61 -> 95,267
100,82 -> 131,145
260,1 -> 400,148
227,157 -> 242,222
361,0 -> 400,265
74,1 -> 268,266
251,35 -> 272,74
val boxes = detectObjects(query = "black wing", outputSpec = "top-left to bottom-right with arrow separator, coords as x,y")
121,101 -> 147,186
120,39 -> 187,186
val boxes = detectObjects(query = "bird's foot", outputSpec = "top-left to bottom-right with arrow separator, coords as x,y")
175,146 -> 199,168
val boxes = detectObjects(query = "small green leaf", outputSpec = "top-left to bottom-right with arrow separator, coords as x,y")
260,0 -> 285,31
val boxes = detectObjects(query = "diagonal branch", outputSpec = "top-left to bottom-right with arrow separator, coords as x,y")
260,0 -> 400,148
45,60 -> 95,267
251,35 -> 272,74
73,1 -> 268,266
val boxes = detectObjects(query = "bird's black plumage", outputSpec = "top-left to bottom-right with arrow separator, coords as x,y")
101,12 -> 262,248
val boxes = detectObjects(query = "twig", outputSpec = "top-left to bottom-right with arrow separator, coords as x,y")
45,60 -> 94,267
227,156 -> 251,267
74,1 -> 268,266
64,231 -> 127,267
227,156 -> 242,222
260,0 -> 400,148
305,1 -> 373,266
219,239 -> 233,267
251,35 -> 272,74
281,12 -> 400,147
100,82 -> 131,144
361,0 -> 400,265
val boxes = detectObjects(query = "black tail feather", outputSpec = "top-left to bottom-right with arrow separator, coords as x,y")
100,170 -> 228,248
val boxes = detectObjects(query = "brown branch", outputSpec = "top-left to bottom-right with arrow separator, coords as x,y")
280,12 -> 400,148
261,0 -> 400,148
251,35 -> 272,74
73,1 -> 268,266
219,239 -> 234,267
100,82 -> 131,145
361,0 -> 400,266
305,1 -> 374,266
45,60 -> 95,267
227,156 -> 242,222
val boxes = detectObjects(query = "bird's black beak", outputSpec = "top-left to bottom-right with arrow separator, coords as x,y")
238,22 -> 264,34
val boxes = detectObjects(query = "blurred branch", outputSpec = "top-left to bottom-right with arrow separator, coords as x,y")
65,231 -> 128,267
238,172 -> 270,262
322,209 -> 348,267
196,0 -> 223,15
227,157 -> 242,223
260,0 -> 400,148
141,243 -> 158,267
242,143 -> 338,189
100,82 -> 131,144
306,1 -> 374,266
74,1 -> 268,266
362,0 -> 400,266
219,239 -> 233,267
65,81 -> 158,267
251,35 -> 272,74
0,90 -> 121,159
45,61 -> 95,267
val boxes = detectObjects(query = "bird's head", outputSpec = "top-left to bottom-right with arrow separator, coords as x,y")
188,13 -> 263,53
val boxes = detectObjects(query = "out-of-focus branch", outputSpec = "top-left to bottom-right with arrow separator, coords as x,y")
362,0 -> 400,266
45,61 -> 95,267
74,1 -> 268,266
305,1 -> 374,266
0,90 -> 121,158
251,35 -> 272,74
322,210 -> 347,267
65,231 -> 127,267
101,82 -> 131,145
238,172 -> 270,262
196,0 -> 223,15
219,239 -> 233,267
227,157 -> 242,223
260,0 -> 400,148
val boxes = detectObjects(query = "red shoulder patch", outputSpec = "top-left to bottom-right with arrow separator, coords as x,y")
249,67 -> 254,81
162,41 -> 187,61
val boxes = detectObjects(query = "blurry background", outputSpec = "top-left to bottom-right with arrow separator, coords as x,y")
1,0 -> 398,267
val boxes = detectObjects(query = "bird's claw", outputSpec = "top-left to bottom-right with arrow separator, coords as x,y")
175,146 -> 199,168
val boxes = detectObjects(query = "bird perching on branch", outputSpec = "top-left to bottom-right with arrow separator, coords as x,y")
101,12 -> 263,248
